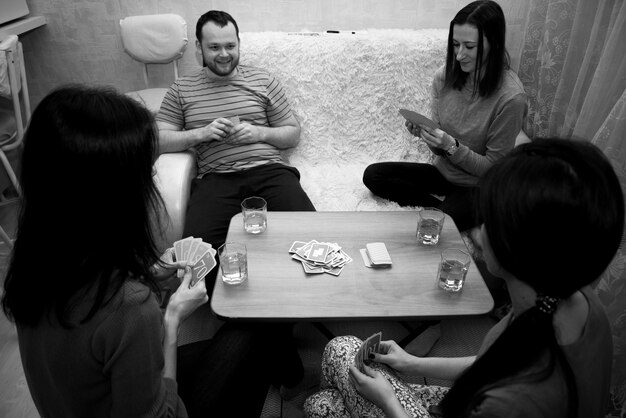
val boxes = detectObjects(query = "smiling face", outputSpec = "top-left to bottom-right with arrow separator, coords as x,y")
196,21 -> 240,76
452,23 -> 490,76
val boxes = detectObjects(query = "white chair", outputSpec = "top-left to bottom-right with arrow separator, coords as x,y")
0,34 -> 30,248
120,14 -> 196,249
120,13 -> 188,114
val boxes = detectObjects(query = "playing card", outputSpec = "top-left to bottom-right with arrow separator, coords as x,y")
399,109 -> 438,131
323,265 -> 344,276
227,115 -> 240,125
295,240 -> 317,259
181,236 -> 194,261
187,238 -> 202,263
290,240 -> 350,277
173,239 -> 185,262
355,332 -> 382,372
302,262 -> 324,274
191,242 -> 213,265
190,249 -> 217,286
364,332 -> 382,357
289,241 -> 307,254
308,243 -> 330,263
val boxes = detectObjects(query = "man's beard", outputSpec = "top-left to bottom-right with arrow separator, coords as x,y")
203,52 -> 239,76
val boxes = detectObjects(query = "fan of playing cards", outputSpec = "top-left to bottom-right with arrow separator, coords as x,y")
355,332 -> 383,373
289,240 -> 352,276
173,236 -> 217,285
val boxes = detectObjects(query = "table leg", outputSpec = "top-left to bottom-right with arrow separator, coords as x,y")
312,322 -> 336,341
398,320 -> 439,348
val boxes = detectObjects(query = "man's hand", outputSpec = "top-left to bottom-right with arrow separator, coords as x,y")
201,117 -> 236,143
223,122 -> 262,145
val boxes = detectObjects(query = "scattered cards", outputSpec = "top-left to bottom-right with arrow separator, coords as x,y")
173,236 -> 217,286
288,240 -> 352,276
354,332 -> 383,373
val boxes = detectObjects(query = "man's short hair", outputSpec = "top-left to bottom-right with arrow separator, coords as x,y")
196,10 -> 240,42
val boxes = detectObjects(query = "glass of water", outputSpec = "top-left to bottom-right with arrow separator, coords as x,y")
437,248 -> 470,292
218,242 -> 248,285
416,207 -> 445,245
241,196 -> 267,234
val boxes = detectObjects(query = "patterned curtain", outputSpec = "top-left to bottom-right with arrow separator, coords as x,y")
510,0 -> 626,415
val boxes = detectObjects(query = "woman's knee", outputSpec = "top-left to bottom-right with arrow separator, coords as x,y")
322,336 -> 362,367
304,389 -> 347,418
363,163 -> 383,190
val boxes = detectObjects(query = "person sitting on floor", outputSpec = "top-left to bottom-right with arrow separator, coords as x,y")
305,138 -> 622,418
363,0 -> 527,233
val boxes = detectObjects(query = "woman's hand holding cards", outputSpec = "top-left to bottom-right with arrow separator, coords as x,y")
151,248 -> 188,282
371,340 -> 415,375
420,126 -> 456,151
349,363 -> 400,412
165,266 -> 209,326
405,120 -> 422,137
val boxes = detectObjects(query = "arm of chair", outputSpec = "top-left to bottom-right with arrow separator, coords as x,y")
153,151 -> 197,249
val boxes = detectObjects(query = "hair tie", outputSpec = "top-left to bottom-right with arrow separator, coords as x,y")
536,294 -> 560,315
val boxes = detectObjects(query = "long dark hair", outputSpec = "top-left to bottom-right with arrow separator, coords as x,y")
440,138 -> 624,416
1,85 -> 164,327
444,0 -> 509,97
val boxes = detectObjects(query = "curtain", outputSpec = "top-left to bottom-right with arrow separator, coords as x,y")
510,0 -> 626,415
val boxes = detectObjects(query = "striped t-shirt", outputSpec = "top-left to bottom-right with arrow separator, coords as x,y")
157,65 -> 293,175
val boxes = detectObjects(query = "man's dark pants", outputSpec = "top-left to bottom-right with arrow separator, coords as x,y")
181,162 -> 315,389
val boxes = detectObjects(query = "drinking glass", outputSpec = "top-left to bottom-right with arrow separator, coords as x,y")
218,242 -> 248,285
437,248 -> 470,292
241,196 -> 267,234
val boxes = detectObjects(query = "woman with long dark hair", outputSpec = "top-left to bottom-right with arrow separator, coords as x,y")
1,85 -> 272,417
363,0 -> 527,233
305,138 -> 621,417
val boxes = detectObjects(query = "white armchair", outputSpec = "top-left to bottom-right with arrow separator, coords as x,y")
119,14 -> 196,249
153,151 -> 196,251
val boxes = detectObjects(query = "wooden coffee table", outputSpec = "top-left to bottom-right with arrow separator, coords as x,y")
211,211 -> 494,324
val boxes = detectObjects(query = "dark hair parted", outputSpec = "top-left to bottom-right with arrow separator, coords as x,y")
1,85 -> 164,327
440,138 -> 624,417
445,0 -> 510,97
196,10 -> 240,43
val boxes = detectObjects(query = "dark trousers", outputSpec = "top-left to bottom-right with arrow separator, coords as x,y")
180,163 -> 312,404
177,323 -> 275,417
183,163 -> 316,250
363,162 -> 479,232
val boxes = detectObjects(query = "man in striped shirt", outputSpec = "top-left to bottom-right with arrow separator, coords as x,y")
156,10 -> 313,393
157,10 -> 315,253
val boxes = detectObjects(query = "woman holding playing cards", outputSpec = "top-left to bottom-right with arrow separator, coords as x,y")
305,138 -> 622,418
363,0 -> 527,233
1,85 -> 272,417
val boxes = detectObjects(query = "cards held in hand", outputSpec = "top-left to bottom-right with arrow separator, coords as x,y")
288,239 -> 353,276
173,236 -> 217,286
354,332 -> 383,373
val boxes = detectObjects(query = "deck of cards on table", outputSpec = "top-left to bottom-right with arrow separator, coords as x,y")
355,332 -> 383,373
288,240 -> 352,276
173,236 -> 217,286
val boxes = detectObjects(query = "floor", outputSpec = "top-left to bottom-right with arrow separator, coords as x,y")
0,193 -> 496,418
